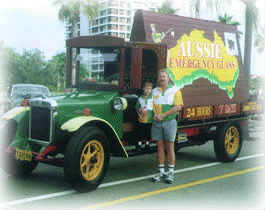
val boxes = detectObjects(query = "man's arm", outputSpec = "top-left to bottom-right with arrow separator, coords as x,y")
162,105 -> 182,118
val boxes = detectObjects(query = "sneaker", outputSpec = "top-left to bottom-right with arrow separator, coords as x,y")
165,172 -> 174,184
136,141 -> 142,153
152,173 -> 166,182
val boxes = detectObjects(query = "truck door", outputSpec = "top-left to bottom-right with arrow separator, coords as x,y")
141,49 -> 158,86
130,47 -> 143,89
129,48 -> 158,89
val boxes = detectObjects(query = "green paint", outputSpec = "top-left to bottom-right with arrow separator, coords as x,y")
56,91 -> 123,138
168,67 -> 240,99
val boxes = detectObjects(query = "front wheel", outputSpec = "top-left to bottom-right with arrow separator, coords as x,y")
3,155 -> 39,177
214,122 -> 242,162
64,126 -> 110,192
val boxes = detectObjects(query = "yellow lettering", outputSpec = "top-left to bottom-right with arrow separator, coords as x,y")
186,108 -> 196,118
243,105 -> 250,111
206,106 -> 211,115
197,106 -> 211,117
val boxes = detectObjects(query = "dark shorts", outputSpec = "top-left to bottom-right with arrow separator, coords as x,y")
138,123 -> 152,141
151,119 -> 177,142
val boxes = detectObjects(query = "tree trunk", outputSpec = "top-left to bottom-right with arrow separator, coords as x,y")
243,3 -> 254,140
243,4 -> 253,95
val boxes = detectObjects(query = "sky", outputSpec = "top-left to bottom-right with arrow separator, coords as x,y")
0,0 -> 264,76
0,0 -> 66,60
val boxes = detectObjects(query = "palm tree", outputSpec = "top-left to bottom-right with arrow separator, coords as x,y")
218,13 -> 240,25
82,0 -> 101,20
189,0 -> 229,17
158,0 -> 180,15
54,0 -> 81,38
239,0 -> 260,92
255,28 -> 264,52
54,0 -> 101,37
218,13 -> 243,38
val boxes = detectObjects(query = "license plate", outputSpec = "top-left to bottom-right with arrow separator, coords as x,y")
16,149 -> 32,162
178,132 -> 188,143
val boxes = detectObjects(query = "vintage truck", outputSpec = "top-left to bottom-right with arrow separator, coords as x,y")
1,10 -> 263,192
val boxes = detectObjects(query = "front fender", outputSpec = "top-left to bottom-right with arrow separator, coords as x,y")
1,106 -> 30,120
1,106 -> 32,151
61,116 -> 128,158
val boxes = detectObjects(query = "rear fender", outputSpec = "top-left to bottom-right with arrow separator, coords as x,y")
61,116 -> 128,157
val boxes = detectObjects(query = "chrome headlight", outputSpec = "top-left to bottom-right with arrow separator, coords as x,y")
113,97 -> 127,111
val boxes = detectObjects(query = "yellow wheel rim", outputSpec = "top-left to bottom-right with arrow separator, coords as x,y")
80,140 -> 104,181
224,126 -> 239,155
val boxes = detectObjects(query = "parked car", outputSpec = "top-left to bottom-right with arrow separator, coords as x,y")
8,84 -> 51,108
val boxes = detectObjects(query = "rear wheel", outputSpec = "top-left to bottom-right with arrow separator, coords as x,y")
214,122 -> 242,162
64,126 -> 110,192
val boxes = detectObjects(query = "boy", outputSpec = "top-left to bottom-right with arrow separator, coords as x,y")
135,81 -> 154,152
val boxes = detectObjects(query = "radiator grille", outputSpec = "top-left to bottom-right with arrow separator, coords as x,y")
30,106 -> 51,143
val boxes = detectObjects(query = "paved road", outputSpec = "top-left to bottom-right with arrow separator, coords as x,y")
0,118 -> 264,209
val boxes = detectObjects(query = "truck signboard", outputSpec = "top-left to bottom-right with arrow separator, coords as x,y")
167,30 -> 239,99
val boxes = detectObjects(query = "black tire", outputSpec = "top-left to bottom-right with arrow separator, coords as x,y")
3,155 -> 39,177
214,122 -> 242,162
64,126 -> 110,192
1,119 -> 38,177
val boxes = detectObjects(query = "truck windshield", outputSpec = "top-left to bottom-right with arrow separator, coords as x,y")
73,47 -> 120,88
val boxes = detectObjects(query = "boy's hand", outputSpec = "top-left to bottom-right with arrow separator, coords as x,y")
138,107 -> 143,115
138,107 -> 148,116
154,114 -> 164,122
138,111 -> 148,123
142,109 -> 148,116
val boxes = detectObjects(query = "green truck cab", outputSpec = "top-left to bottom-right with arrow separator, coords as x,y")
1,10 -> 263,192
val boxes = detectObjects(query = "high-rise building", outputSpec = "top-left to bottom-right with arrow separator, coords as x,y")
65,0 -> 158,41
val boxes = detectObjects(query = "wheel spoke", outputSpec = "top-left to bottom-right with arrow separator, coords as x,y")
80,158 -> 86,168
226,130 -> 233,142
80,145 -> 91,177
224,126 -> 239,155
80,140 -> 104,181
90,149 -> 98,159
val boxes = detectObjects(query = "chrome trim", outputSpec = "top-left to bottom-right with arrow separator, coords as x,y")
30,98 -> 58,108
29,99 -> 58,144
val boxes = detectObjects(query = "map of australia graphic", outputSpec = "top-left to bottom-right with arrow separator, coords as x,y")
166,29 -> 239,99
